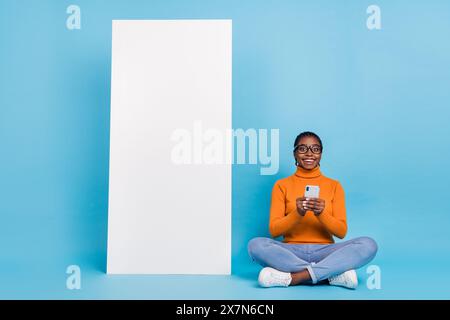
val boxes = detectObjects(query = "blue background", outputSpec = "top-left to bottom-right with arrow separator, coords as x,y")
1,0 -> 450,299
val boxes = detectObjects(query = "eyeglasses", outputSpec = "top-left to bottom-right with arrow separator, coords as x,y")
294,144 -> 322,154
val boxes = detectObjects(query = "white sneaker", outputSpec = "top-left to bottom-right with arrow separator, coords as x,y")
328,269 -> 358,289
258,267 -> 292,288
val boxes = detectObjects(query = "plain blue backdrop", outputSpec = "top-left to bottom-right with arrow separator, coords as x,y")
1,0 -> 450,299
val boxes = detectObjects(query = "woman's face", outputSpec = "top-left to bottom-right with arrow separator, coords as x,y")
294,136 -> 322,170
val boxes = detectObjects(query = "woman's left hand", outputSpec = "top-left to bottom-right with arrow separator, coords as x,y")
303,198 -> 326,216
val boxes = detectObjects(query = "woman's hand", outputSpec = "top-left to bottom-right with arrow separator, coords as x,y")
297,197 -> 325,216
305,197 -> 325,216
296,197 -> 308,216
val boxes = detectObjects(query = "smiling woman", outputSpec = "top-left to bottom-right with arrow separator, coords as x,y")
247,131 -> 378,289
293,134 -> 323,169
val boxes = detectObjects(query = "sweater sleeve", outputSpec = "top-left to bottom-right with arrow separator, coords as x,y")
317,181 -> 348,239
269,182 -> 304,238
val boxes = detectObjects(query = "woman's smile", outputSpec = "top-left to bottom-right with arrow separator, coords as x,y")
302,158 -> 316,167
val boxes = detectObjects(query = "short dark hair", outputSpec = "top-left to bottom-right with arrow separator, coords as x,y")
293,131 -> 323,151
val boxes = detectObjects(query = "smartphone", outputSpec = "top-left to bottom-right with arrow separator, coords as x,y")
304,185 -> 320,198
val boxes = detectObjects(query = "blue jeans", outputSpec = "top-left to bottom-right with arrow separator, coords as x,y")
247,236 -> 378,284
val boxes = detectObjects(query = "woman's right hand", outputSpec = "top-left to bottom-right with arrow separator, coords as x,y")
296,197 -> 308,216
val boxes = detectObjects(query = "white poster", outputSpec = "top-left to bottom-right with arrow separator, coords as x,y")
107,20 -> 232,274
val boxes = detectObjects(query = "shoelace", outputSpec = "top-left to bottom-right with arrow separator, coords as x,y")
329,273 -> 346,283
268,271 -> 290,284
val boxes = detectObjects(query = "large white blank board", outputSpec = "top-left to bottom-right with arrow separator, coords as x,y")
107,20 -> 232,274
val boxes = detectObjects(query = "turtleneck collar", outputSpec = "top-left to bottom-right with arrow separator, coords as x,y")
295,165 -> 322,178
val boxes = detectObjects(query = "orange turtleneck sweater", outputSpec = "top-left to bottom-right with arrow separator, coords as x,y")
269,165 -> 347,244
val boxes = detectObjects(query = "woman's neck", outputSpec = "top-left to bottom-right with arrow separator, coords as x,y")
295,165 -> 321,178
